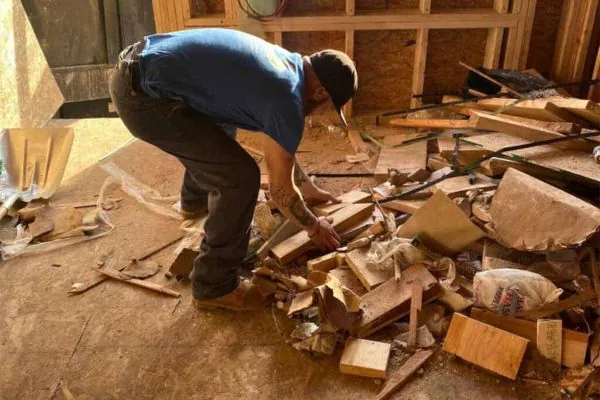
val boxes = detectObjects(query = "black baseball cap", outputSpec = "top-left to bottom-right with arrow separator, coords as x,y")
309,49 -> 358,127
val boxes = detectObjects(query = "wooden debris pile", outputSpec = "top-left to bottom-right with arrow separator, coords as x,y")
240,88 -> 600,398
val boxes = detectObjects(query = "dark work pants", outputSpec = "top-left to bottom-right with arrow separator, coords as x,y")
109,43 -> 260,300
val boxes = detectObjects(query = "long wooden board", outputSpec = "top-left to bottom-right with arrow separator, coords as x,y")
346,248 -> 392,291
375,134 -> 428,177
270,203 -> 374,264
374,349 -> 435,400
473,111 -> 595,151
313,190 -> 372,217
444,313 -> 528,380
471,308 -> 589,368
467,132 -> 600,185
353,264 -> 440,337
386,119 -> 474,129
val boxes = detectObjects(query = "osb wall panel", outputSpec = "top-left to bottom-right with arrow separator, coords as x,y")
423,29 -> 488,97
353,30 -> 416,113
191,0 -> 225,17
283,0 -> 345,16
356,0 -> 419,11
526,0 -> 563,77
431,0 -> 493,8
283,31 -> 345,55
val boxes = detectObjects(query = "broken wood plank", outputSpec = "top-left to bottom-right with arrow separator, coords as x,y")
476,98 -> 592,126
348,130 -> 369,155
397,191 -> 484,255
486,113 -> 581,134
374,349 -> 435,400
474,111 -> 595,152
537,319 -> 563,366
511,290 -> 597,321
307,252 -> 339,272
386,118 -> 474,129
270,203 -> 374,264
430,175 -> 497,199
340,338 -> 390,379
438,137 -> 491,165
92,267 -> 181,297
375,134 -> 428,177
443,313 -> 528,380
329,267 -> 367,296
346,247 -> 392,291
381,199 -> 427,215
408,280 -> 423,347
256,220 -> 301,260
490,168 -> 600,252
471,308 -> 588,368
354,264 -> 441,337
313,190 -> 372,217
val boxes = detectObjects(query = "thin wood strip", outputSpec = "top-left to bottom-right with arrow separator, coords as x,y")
503,0 -> 524,68
93,267 -> 181,297
517,0 -> 538,69
411,29 -> 429,108
483,0 -> 509,68
274,31 -> 283,46
344,30 -> 355,117
374,350 -> 435,400
173,0 -> 186,31
552,0 -> 576,80
224,0 -> 234,18
572,0 -> 599,82
346,0 -> 355,15
181,0 -> 191,19
590,46 -> 600,101
152,0 -> 163,32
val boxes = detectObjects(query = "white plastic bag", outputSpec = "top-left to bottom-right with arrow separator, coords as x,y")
473,269 -> 563,315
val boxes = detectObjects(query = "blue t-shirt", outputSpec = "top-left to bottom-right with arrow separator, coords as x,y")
139,28 -> 305,154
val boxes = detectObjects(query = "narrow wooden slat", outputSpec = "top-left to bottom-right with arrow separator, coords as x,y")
411,29 -> 428,108
517,0 -> 538,69
151,0 -> 164,33
552,0 -> 576,80
346,0 -> 355,15
181,0 -> 191,19
590,46 -> 600,101
572,0 -> 599,82
274,31 -> 283,46
344,30 -> 355,117
483,0 -> 509,68
173,0 -> 186,31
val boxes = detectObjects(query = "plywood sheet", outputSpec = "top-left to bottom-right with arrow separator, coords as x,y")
423,29 -> 488,99
375,134 -> 427,177
490,168 -> 600,251
0,0 -> 63,130
354,30 -> 416,113
397,190 -> 485,255
467,132 -> 600,184
444,313 -> 528,380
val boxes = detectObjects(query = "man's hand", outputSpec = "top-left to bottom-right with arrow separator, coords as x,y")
301,181 -> 340,206
307,216 -> 341,251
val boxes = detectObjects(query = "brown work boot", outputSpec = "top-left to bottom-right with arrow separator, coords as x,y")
193,280 -> 266,311
171,200 -> 208,220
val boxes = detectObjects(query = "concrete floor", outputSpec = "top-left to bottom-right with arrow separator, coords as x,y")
0,121 -> 560,400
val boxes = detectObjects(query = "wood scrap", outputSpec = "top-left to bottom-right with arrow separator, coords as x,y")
470,308 -> 589,368
430,175 -> 497,199
427,155 -> 452,171
511,290 -> 597,321
346,247 -> 391,291
92,266 -> 181,297
373,349 -> 435,400
438,138 -> 491,165
313,190 -> 372,217
168,247 -> 199,277
329,267 -> 367,296
28,218 -> 54,238
536,319 -> 562,366
473,111 -> 595,152
340,338 -> 390,379
490,168 -> 600,251
476,98 -> 594,126
381,199 -> 427,215
443,313 -> 528,380
16,200 -> 47,222
307,252 -> 339,272
122,260 -> 161,279
487,113 -> 581,134
35,206 -> 84,242
347,130 -> 370,155
270,203 -> 374,264
353,264 -> 441,337
386,118 -> 474,129
397,191 -> 485,256
375,134 -> 428,178
256,220 -> 301,260
408,280 -> 423,347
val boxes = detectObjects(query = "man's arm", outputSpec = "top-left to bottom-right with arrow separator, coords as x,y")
263,136 -> 340,251
293,158 -> 339,204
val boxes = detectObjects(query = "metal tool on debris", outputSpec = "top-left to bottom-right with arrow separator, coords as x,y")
0,128 -> 74,219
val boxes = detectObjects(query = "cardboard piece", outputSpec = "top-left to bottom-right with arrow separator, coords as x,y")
340,338 -> 390,379
397,191 -> 485,255
490,168 -> 600,251
444,313 -> 528,380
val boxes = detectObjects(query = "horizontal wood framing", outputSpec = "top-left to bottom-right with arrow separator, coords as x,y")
153,1 -> 536,115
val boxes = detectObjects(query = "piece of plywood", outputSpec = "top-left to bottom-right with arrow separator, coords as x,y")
471,308 -> 588,368
340,338 -> 390,379
397,191 -> 485,255
313,190 -> 372,217
474,111 -> 595,152
490,168 -> 600,251
354,264 -> 441,337
375,134 -> 428,177
270,203 -> 375,264
307,252 -> 339,272
467,132 -> 600,185
444,313 -> 528,380
537,319 -> 562,365
346,247 -> 392,291
430,175 -> 497,199
0,0 -> 63,129
374,349 -> 435,400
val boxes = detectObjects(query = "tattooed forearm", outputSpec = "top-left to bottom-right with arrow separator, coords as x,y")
293,159 -> 310,187
270,182 -> 317,230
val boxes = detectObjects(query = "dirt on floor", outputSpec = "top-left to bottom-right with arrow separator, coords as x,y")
0,125 -> 561,400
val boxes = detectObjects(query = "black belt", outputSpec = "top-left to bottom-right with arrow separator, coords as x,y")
117,38 -> 147,94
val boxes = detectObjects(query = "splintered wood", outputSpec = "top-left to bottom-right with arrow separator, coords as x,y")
340,338 -> 390,379
375,134 -> 427,178
374,349 -> 435,400
444,313 -> 528,380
